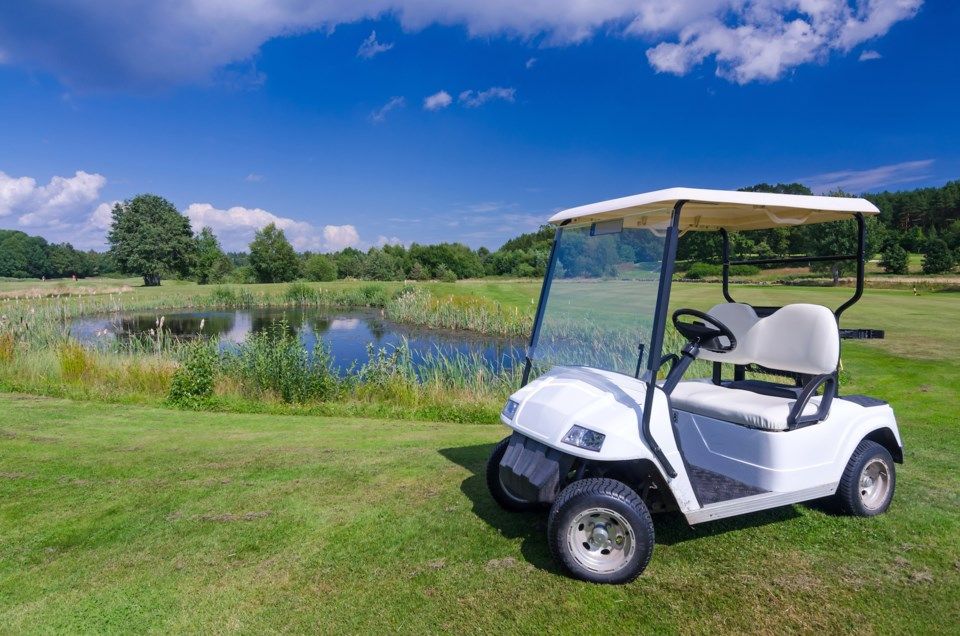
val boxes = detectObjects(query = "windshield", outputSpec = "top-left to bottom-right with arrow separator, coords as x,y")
529,221 -> 668,378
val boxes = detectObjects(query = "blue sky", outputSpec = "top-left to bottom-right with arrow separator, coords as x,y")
0,1 -> 957,251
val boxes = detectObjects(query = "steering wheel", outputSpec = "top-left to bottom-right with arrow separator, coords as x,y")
671,309 -> 737,353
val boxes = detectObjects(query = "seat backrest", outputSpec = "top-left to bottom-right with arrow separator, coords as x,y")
697,302 -> 839,376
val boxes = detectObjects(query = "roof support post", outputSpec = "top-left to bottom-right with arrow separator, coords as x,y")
520,226 -> 563,387
835,212 -> 866,320
720,228 -> 735,303
639,200 -> 685,479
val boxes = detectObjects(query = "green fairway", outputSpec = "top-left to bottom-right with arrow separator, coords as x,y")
1,376 -> 957,633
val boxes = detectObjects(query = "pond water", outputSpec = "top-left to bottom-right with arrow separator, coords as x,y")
70,308 -> 525,372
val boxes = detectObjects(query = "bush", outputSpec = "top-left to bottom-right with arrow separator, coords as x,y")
879,243 -> 909,274
922,239 -> 955,275
284,282 -> 317,304
168,340 -> 218,406
304,254 -> 337,282
683,262 -> 760,279
436,264 -> 458,282
222,319 -> 339,403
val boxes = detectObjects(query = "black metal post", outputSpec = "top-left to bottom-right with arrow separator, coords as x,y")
720,228 -> 735,303
520,227 -> 563,386
638,201 -> 685,479
835,213 -> 866,320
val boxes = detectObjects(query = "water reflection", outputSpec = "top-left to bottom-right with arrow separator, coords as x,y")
70,308 -> 524,373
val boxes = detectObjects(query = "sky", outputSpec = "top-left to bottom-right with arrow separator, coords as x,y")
0,0 -> 958,252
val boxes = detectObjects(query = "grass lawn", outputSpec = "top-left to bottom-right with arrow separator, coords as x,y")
1,342 -> 958,634
1,276 -> 958,632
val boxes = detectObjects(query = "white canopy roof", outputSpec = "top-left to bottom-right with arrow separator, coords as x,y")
548,187 -> 879,231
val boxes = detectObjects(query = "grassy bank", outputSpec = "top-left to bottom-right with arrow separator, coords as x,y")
0,370 -> 956,632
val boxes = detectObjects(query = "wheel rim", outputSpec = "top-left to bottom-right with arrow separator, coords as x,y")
859,458 -> 891,510
566,507 -> 636,574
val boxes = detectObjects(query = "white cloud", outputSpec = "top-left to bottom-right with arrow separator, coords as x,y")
357,30 -> 394,58
185,202 -> 368,252
423,90 -> 453,111
0,1 -> 922,89
370,96 -> 406,123
244,173 -> 264,182
0,169 -> 110,247
376,235 -> 404,246
525,57 -> 538,69
800,159 -> 935,194
858,49 -> 882,61
323,224 -> 362,250
640,1 -> 921,83
458,86 -> 516,107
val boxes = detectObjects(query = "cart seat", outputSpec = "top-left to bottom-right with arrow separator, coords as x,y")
670,303 -> 842,431
671,380 -> 822,431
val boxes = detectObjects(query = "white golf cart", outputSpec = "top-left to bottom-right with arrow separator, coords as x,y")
487,188 -> 902,584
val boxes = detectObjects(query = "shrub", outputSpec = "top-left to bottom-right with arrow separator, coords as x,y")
436,264 -> 458,282
304,254 -> 338,282
222,319 -> 339,403
879,243 -> 909,274
683,262 -> 759,279
209,286 -> 239,306
284,282 -> 317,304
922,239 -> 955,275
168,340 -> 218,406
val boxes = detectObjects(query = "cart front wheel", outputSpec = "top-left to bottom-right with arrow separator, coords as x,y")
548,478 -> 654,584
836,439 -> 896,516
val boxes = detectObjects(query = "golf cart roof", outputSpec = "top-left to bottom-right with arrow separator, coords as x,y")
549,187 -> 880,231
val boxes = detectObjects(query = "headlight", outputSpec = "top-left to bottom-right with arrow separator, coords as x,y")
562,425 -> 605,452
501,399 -> 520,420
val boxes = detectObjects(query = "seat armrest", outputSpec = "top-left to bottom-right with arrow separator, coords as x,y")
787,373 -> 836,430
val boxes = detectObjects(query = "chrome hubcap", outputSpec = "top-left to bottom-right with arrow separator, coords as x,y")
859,458 -> 891,510
567,507 -> 635,574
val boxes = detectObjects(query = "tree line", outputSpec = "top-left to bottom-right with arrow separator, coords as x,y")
1,181 -> 957,284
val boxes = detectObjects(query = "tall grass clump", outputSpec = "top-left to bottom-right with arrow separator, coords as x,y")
386,288 -> 530,337
168,340 -> 219,407
223,319 -> 340,403
0,331 -> 15,364
58,341 -> 97,382
284,282 -> 318,305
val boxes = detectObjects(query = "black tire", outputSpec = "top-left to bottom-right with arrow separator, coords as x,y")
835,440 -> 896,516
486,436 -> 537,512
547,478 -> 654,584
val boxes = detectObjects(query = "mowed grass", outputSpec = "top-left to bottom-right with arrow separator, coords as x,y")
1,342 -> 958,634
1,276 -> 958,632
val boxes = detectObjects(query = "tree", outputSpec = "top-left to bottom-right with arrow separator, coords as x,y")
193,227 -> 233,284
879,243 -> 909,274
248,223 -> 300,283
334,248 -> 365,278
360,248 -> 403,280
108,194 -> 195,286
922,238 -> 955,274
303,253 -> 338,281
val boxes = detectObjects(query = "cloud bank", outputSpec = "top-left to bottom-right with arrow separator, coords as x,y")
0,1 -> 923,89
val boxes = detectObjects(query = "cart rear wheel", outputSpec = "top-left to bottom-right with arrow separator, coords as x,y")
486,437 -> 537,512
548,478 -> 654,584
836,440 -> 896,516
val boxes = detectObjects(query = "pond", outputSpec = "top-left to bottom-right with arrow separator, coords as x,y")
70,308 -> 526,372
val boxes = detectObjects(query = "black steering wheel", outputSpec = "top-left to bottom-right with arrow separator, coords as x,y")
671,309 -> 737,353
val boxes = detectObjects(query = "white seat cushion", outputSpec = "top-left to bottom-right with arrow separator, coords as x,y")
671,379 -> 821,431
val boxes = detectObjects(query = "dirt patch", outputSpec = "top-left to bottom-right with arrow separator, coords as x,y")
908,570 -> 934,584
199,510 -> 272,522
426,558 -> 446,570
0,471 -> 27,479
0,430 -> 16,439
485,556 -> 517,571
